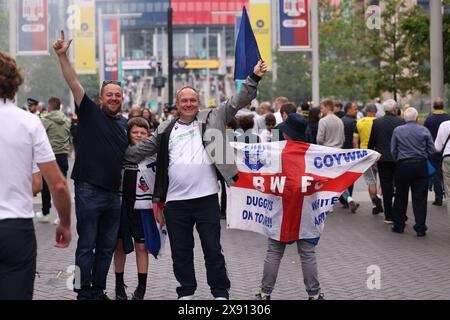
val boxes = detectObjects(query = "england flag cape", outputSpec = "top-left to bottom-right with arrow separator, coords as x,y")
226,141 -> 380,243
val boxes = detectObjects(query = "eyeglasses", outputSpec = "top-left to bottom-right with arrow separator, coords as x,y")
102,80 -> 122,87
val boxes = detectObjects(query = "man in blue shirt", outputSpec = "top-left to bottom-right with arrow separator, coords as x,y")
54,30 -> 128,299
391,108 -> 435,236
424,98 -> 450,206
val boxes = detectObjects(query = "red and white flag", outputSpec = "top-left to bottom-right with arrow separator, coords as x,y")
226,141 -> 380,243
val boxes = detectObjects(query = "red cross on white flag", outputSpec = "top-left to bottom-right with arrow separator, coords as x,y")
227,141 -> 380,243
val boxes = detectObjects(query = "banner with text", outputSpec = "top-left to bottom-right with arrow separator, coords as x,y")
102,18 -> 120,81
18,0 -> 49,55
227,141 -> 380,242
74,0 -> 96,74
278,0 -> 311,51
249,0 -> 272,68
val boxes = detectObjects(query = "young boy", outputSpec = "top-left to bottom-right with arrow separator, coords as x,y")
114,117 -> 165,300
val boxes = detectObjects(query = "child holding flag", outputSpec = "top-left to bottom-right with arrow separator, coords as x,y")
256,113 -> 324,301
114,117 -> 166,300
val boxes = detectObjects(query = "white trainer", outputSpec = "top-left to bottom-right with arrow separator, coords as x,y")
35,211 -> 50,223
178,295 -> 194,300
53,217 -> 60,225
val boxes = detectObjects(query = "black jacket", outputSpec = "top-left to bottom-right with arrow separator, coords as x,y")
341,115 -> 356,149
368,113 -> 405,162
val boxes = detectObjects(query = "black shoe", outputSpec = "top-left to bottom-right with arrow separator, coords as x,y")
94,292 -> 111,300
391,226 -> 404,233
115,284 -> 128,300
131,287 -> 145,300
433,199 -> 443,206
372,196 -> 384,214
372,207 -> 381,215
416,230 -> 426,237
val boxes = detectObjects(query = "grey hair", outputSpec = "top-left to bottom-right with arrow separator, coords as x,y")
175,86 -> 200,102
383,99 -> 397,112
403,107 -> 418,122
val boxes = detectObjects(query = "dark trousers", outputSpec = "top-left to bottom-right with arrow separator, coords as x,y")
392,159 -> 428,232
74,181 -> 121,299
220,179 -> 227,217
378,161 -> 396,220
0,219 -> 36,300
164,194 -> 230,299
41,153 -> 69,215
431,158 -> 444,201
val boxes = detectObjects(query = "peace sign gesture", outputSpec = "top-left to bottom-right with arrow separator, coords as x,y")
53,30 -> 73,56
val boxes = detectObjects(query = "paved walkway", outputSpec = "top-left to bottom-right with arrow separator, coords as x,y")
32,159 -> 450,300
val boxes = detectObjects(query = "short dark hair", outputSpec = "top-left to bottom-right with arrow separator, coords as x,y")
48,96 -> 61,110
226,118 -> 238,131
300,102 -> 310,111
238,115 -> 254,131
280,103 -> 297,116
344,101 -> 354,114
265,113 -> 276,127
434,98 -> 444,110
334,101 -> 343,110
127,117 -> 149,136
308,107 -> 321,124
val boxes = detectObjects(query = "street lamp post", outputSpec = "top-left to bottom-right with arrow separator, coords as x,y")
430,0 -> 444,106
168,5 -> 174,104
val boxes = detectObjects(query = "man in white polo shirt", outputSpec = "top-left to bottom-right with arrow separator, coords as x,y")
0,51 -> 72,300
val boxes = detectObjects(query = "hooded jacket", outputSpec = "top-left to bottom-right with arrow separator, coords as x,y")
41,110 -> 71,154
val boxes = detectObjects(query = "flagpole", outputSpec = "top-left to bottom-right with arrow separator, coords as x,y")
9,0 -> 17,59
206,25 -> 210,107
311,0 -> 320,106
271,0 -> 278,83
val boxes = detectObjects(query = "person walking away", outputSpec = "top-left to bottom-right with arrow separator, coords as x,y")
390,108 -> 435,236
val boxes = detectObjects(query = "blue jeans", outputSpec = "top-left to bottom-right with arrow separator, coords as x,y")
74,181 -> 121,299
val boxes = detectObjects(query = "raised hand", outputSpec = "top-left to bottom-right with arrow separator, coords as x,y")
253,59 -> 268,78
53,30 -> 73,56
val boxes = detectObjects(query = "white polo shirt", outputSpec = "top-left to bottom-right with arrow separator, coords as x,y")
0,99 -> 55,220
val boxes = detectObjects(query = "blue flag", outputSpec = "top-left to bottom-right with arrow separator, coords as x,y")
234,7 -> 261,81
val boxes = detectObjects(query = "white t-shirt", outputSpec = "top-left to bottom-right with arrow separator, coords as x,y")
0,100 -> 55,220
167,120 -> 219,202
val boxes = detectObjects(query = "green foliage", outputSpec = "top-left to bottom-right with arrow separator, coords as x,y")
257,51 -> 312,104
16,52 -> 70,108
0,10 -> 8,51
15,51 -> 100,112
366,0 -> 430,100
318,0 -> 378,101
79,73 -> 100,104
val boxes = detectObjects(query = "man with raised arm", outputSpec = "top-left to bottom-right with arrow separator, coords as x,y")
53,30 -> 128,300
125,60 -> 267,300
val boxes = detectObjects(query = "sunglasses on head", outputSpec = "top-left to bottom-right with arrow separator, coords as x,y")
102,80 -> 122,87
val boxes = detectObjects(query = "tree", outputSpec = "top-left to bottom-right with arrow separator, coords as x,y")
318,0 -> 378,102
257,51 -> 312,104
0,9 -> 8,51
366,0 -> 429,101
16,51 -> 100,113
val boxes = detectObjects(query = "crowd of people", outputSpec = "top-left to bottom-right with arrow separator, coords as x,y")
1,29 -> 450,301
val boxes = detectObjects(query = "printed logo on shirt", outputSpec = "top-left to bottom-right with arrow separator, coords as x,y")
138,176 -> 149,192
